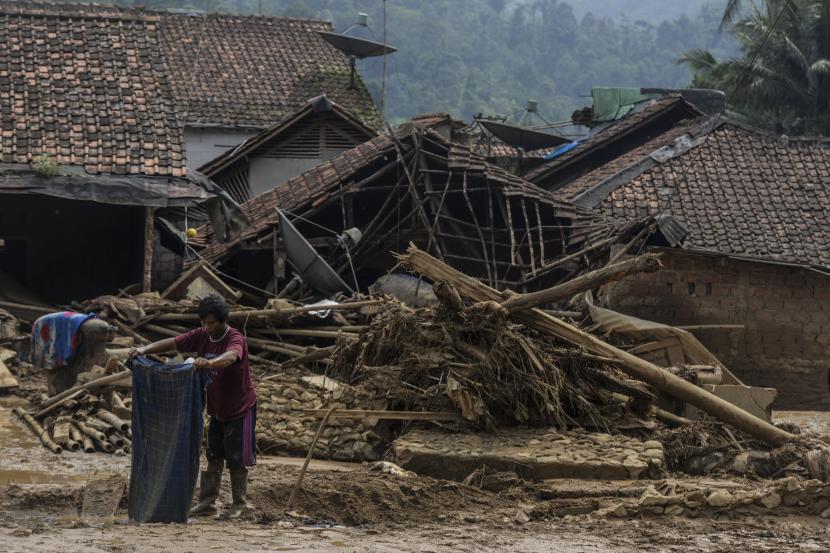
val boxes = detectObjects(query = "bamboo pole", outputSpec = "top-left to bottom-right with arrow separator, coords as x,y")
501,253 -> 662,312
152,300 -> 383,322
396,244 -> 794,447
36,371 -> 131,413
95,409 -> 130,432
12,408 -> 62,454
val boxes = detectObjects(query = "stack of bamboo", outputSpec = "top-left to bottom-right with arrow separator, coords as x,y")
13,372 -> 133,456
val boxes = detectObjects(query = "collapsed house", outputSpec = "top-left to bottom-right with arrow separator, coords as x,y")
536,106 -> 830,410
190,118 -> 657,299
198,95 -> 378,206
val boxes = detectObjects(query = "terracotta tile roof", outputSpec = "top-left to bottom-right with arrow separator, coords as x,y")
0,1 -> 185,176
524,95 -> 701,185
196,124 -> 613,264
561,118 -> 830,268
0,1 -> 380,178
554,120 -> 699,200
159,12 -> 380,129
474,142 -> 550,159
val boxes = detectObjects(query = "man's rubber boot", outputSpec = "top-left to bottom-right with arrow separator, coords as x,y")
189,470 -> 221,517
223,469 -> 252,520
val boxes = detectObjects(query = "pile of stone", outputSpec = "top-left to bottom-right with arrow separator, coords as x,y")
592,476 -> 830,519
256,370 -> 384,461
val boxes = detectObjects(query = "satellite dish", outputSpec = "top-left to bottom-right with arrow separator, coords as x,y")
318,31 -> 397,89
278,209 -> 353,296
318,31 -> 397,58
480,120 -> 570,150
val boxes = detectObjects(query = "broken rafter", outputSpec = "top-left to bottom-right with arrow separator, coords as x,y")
501,253 -> 663,312
521,198 -> 537,276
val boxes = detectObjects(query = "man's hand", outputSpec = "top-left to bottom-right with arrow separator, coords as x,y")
127,347 -> 144,361
193,357 -> 212,371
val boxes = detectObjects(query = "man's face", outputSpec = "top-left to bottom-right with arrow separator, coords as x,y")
200,314 -> 225,338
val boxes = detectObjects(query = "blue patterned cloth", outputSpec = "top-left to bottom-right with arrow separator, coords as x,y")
128,357 -> 210,523
30,312 -> 96,369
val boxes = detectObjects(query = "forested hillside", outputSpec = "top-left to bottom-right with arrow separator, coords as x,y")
101,0 -> 737,122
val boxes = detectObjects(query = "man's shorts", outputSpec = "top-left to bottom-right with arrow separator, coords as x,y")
206,403 -> 256,469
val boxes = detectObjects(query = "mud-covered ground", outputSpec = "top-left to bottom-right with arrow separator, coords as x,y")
3,394 -> 830,552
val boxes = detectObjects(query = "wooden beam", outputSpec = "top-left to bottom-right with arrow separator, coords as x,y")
302,409 -> 466,422
501,253 -> 662,312
143,206 -> 155,293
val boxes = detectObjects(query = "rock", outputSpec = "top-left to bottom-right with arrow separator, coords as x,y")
301,375 -> 341,392
759,492 -> 782,510
821,507 -> 830,519
514,509 -> 530,525
643,440 -> 663,450
590,433 -> 612,443
644,449 -> 663,459
283,388 -> 298,400
707,490 -> 734,508
639,486 -> 668,507
664,504 -> 684,516
624,458 -> 649,479
463,514 -> 482,523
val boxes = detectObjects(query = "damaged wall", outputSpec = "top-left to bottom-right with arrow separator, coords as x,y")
604,250 -> 830,410
0,195 -> 144,303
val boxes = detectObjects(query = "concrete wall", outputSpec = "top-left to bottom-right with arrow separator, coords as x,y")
150,232 -> 183,292
604,250 -> 830,410
184,127 -> 258,171
248,149 -> 353,197
248,157 -> 322,197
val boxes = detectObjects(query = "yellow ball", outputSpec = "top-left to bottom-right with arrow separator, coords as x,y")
186,228 -> 197,239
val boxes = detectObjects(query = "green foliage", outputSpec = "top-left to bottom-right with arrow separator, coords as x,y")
77,0 -> 735,123
682,0 -> 830,135
32,154 -> 59,177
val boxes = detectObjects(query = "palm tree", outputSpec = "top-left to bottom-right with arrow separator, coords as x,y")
681,0 -> 830,135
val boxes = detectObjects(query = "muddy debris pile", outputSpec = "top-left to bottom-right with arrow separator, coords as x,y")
256,369 -> 385,460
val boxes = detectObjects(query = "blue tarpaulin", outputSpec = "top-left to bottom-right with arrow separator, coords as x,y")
128,357 -> 209,523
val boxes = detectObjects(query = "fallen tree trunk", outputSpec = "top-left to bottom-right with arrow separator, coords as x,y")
502,253 -> 662,312
396,244 -> 794,447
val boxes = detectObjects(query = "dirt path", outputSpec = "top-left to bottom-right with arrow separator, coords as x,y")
2,515 -> 830,552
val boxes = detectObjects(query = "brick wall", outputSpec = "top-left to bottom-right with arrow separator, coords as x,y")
150,232 -> 182,292
603,250 -> 830,410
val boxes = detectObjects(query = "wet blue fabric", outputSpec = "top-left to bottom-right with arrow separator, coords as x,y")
128,357 -> 209,523
30,312 -> 96,369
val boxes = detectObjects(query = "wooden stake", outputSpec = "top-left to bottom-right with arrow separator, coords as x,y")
143,206 -> 155,293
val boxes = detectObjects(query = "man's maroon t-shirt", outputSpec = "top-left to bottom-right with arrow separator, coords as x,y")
174,326 -> 256,422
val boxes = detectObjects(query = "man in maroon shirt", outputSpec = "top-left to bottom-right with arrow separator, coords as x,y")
127,295 -> 257,519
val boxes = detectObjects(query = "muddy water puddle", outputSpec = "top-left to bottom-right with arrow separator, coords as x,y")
0,396 -> 38,448
0,469 -> 87,486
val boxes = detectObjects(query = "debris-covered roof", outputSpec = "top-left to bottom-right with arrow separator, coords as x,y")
525,95 -> 702,186
195,121 -> 621,285
557,117 -> 830,268
159,12 -> 380,129
0,1 -> 185,176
